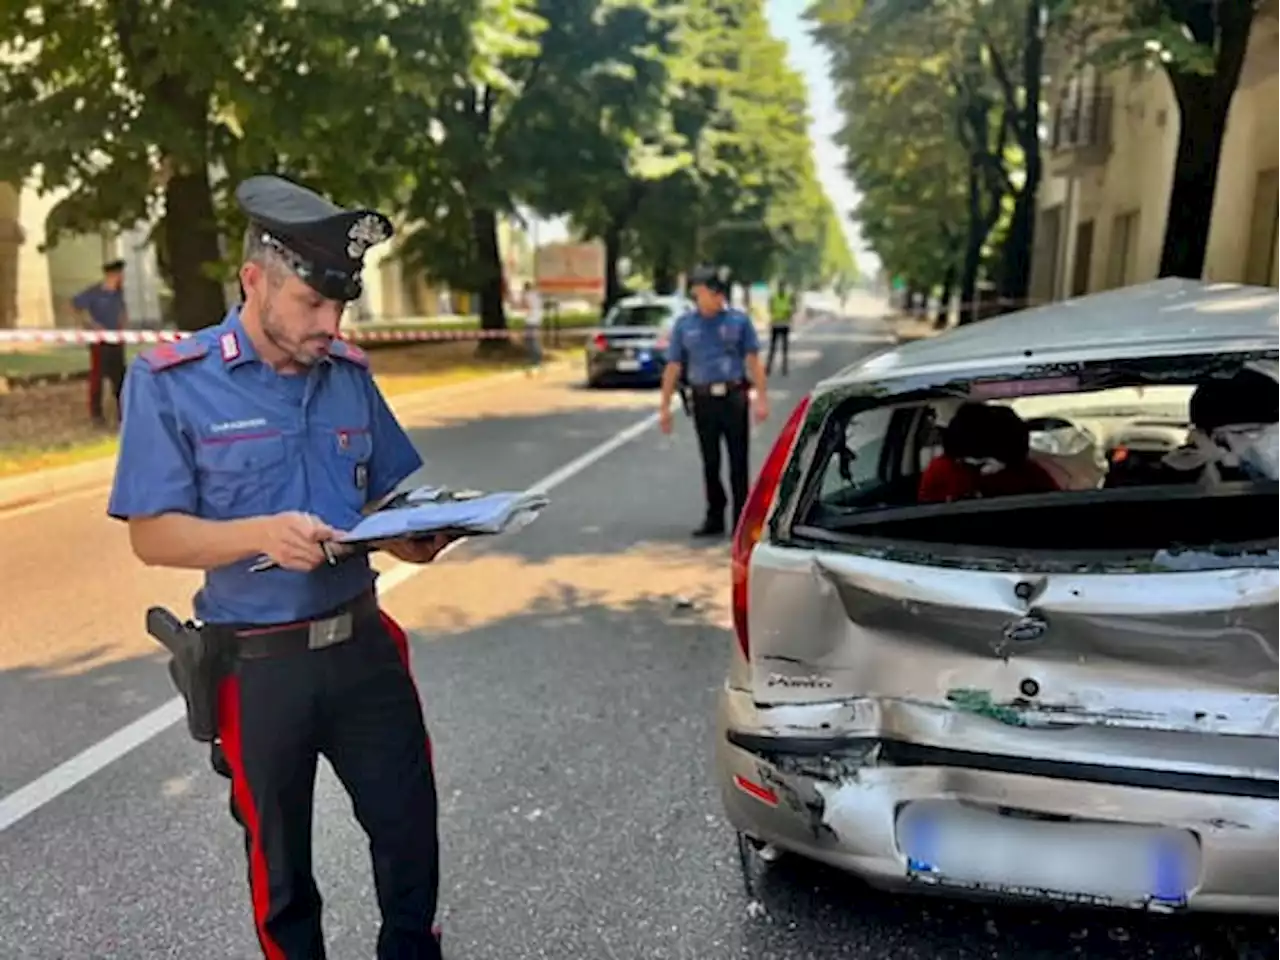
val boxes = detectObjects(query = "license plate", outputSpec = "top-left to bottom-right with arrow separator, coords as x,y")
615,359 -> 641,372
897,801 -> 1197,907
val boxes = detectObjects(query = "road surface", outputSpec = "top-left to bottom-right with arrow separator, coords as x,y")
0,297 -> 1272,959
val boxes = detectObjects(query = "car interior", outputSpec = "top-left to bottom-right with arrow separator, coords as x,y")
801,364 -> 1278,556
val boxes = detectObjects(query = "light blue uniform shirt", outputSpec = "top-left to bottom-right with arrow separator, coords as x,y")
107,308 -> 423,626
72,285 -> 125,330
667,308 -> 760,386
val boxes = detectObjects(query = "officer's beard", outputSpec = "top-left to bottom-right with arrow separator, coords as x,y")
259,298 -> 329,369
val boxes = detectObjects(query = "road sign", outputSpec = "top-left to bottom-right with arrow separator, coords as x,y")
535,242 -> 606,301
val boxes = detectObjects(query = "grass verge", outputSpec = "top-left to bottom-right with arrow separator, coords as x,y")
0,339 -> 583,480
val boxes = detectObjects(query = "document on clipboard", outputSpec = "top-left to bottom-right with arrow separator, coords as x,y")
335,489 -> 551,545
247,487 -> 550,572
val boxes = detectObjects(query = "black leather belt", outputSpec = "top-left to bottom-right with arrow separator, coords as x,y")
690,381 -> 749,398
215,589 -> 380,659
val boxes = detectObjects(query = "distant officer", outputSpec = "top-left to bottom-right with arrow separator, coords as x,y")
766,281 -> 796,377
72,259 -> 128,426
107,175 -> 448,960
660,266 -> 769,536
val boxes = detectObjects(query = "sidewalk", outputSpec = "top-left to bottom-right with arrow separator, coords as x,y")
0,357 -> 576,514
889,312 -> 948,343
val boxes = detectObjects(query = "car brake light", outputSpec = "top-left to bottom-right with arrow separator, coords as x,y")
592,333 -> 609,351
731,393 -> 812,660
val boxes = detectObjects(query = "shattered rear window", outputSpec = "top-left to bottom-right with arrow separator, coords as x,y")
796,362 -> 1278,563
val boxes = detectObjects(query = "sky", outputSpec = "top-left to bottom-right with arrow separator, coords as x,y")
763,0 -> 877,278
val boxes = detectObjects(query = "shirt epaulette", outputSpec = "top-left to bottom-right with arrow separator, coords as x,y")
140,338 -> 210,372
329,339 -> 370,368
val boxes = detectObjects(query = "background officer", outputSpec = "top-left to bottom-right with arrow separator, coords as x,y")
659,265 -> 769,536
71,258 -> 128,426
107,175 -> 448,960
766,280 -> 796,377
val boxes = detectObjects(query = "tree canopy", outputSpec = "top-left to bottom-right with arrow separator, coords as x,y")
0,0 -> 854,331
810,0 -> 1265,316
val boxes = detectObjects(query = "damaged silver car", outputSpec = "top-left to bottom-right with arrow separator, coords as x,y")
715,279 -> 1279,915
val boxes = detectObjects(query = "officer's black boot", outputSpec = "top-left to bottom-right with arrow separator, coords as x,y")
693,514 -> 726,538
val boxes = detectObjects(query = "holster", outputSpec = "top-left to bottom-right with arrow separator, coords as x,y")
145,607 -> 230,743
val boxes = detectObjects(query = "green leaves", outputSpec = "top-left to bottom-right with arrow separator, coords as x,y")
0,0 -> 850,328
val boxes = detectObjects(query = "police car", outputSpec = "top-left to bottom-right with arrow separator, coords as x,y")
585,293 -> 692,388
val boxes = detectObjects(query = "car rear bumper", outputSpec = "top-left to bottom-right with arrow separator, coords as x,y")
586,353 -> 665,383
715,686 -> 1279,915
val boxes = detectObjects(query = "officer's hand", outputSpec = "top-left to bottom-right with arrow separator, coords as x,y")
753,392 -> 770,424
257,512 -> 337,572
376,532 -> 460,565
659,407 -> 674,435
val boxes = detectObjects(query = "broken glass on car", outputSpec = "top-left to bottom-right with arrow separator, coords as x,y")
790,353 -> 1279,571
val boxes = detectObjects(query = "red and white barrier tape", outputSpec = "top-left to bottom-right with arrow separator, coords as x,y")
0,325 -> 550,347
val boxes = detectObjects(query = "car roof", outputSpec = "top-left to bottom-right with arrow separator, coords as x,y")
831,279 -> 1279,388
612,293 -> 689,311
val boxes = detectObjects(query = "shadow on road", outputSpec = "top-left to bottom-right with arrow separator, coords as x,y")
0,643 -> 170,793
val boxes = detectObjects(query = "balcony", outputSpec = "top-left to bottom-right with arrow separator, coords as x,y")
1046,88 -> 1114,172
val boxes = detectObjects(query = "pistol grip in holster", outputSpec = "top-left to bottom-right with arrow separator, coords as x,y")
146,607 -> 228,744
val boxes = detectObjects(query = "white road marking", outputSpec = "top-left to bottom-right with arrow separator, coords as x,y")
0,411 -> 660,834
0,699 -> 187,833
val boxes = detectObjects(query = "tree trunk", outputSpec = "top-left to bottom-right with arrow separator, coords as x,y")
997,0 -> 1044,305
602,222 -> 623,318
470,206 -> 507,333
958,159 -> 984,325
1159,2 -> 1254,278
1159,79 -> 1235,278
162,164 -> 226,332
935,265 -> 956,328
653,246 -> 675,295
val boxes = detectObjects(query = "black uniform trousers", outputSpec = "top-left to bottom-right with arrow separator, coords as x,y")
88,342 -> 126,422
215,606 -> 441,960
691,383 -> 751,529
766,325 -> 790,377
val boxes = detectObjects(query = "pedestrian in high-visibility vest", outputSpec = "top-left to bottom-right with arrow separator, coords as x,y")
766,282 -> 795,377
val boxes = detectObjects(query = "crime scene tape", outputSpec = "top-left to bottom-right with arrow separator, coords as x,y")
0,326 -> 547,346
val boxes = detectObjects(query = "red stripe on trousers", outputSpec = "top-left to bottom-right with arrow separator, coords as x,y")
87,344 -> 102,416
379,610 -> 433,766
217,676 -> 287,960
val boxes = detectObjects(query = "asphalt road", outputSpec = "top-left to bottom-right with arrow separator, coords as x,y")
0,298 -> 1274,959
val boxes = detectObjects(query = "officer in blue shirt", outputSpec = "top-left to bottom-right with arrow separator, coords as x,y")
659,265 -> 769,536
72,259 -> 128,426
108,175 -> 448,960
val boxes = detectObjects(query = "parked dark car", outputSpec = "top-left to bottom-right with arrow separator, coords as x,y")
585,294 -> 692,388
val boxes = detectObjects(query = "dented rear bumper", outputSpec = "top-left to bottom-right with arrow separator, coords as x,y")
715,686 -> 1279,915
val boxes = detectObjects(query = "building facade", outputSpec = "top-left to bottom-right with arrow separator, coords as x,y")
1030,5 -> 1279,303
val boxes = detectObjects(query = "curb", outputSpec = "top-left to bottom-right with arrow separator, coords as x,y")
0,357 -> 576,515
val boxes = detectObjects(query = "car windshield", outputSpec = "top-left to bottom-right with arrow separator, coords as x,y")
797,357 -> 1278,565
603,305 -> 672,328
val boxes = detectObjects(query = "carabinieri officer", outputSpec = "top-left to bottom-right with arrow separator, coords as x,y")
659,265 -> 769,536
108,175 -> 447,960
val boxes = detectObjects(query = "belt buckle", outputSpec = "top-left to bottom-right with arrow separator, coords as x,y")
710,383 -> 727,397
308,612 -> 353,650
